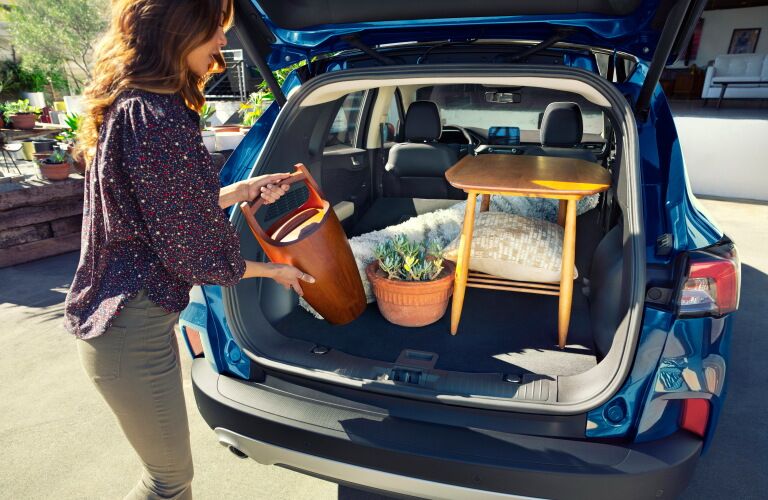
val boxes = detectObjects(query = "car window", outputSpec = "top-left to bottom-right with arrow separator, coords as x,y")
383,90 -> 403,142
415,84 -> 605,143
326,91 -> 365,147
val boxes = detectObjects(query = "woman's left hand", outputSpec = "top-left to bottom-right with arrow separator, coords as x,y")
240,173 -> 291,204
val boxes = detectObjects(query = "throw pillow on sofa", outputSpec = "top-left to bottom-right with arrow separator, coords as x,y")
443,211 -> 578,283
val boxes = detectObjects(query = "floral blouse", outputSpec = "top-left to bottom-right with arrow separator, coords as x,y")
64,89 -> 245,340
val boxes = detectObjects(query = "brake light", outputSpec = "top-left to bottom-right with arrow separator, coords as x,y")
680,399 -> 710,437
678,242 -> 740,318
182,326 -> 205,357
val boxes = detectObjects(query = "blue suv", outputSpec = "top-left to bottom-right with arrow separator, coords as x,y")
182,1 -> 741,498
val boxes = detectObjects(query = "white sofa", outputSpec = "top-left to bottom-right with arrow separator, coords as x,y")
701,53 -> 768,102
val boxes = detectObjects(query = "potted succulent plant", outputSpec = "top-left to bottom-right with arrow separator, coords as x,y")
4,99 -> 42,130
366,235 -> 455,327
38,149 -> 70,181
199,103 -> 216,153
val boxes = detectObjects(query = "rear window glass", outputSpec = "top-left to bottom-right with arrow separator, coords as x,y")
326,91 -> 365,147
415,84 -> 605,143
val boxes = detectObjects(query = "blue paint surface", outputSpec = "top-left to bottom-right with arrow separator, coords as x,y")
185,34 -> 736,453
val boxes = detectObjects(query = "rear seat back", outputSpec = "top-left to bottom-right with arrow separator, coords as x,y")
524,102 -> 598,163
383,101 -> 464,199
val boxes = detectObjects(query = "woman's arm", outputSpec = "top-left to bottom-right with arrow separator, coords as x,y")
218,174 -> 291,209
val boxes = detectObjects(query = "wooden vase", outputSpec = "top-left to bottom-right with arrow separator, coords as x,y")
240,163 -> 366,325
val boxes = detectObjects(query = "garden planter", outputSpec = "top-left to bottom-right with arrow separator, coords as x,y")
33,139 -> 56,153
215,130 -> 245,151
21,141 -> 35,160
38,161 -> 70,181
366,260 -> 455,327
63,95 -> 84,114
201,129 -> 216,153
10,113 -> 36,130
22,92 -> 46,108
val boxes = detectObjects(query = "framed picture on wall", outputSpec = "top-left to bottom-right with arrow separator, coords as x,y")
728,28 -> 761,54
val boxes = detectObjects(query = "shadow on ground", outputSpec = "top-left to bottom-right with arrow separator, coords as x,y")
679,263 -> 768,499
0,251 -> 79,308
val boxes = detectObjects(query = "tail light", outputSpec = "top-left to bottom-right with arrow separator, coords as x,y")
677,240 -> 740,318
680,399 -> 710,437
182,326 -> 205,357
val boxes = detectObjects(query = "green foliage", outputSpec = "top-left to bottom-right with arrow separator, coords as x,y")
55,112 -> 81,142
45,149 -> 67,164
199,103 -> 216,130
239,63 -> 305,126
374,235 -> 445,282
0,60 -> 68,99
8,0 -> 110,92
4,98 -> 41,115
238,91 -> 269,127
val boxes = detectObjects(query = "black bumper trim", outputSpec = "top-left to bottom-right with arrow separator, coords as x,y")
192,359 -> 702,499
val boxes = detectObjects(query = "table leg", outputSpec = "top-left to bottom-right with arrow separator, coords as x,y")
557,200 -> 567,227
717,83 -> 727,109
451,192 -> 477,335
480,194 -> 490,212
558,199 -> 577,349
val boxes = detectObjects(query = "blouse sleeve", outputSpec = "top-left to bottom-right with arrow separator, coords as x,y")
119,98 -> 246,287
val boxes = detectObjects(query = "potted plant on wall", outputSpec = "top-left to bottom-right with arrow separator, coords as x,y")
55,113 -> 85,173
4,99 -> 42,130
199,103 -> 216,153
366,235 -> 455,327
38,149 -> 70,181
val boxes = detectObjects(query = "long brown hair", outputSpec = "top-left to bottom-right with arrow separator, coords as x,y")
76,0 -> 233,167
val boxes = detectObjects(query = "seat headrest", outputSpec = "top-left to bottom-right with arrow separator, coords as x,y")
404,101 -> 442,142
540,102 -> 583,147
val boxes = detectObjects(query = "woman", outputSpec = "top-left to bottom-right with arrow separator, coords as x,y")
63,1 -> 313,498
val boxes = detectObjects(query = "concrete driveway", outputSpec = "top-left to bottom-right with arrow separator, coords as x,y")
1,197 -> 765,500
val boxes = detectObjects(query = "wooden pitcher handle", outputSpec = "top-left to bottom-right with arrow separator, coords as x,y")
239,163 -> 325,244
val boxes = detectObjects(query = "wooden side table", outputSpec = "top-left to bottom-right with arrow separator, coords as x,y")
445,154 -> 611,348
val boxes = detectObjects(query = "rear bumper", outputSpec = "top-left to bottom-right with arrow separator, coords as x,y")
192,359 -> 702,500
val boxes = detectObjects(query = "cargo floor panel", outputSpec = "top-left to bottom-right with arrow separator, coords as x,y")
275,286 -> 595,377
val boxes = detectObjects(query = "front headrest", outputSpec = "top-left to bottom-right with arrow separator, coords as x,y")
404,101 -> 442,142
540,102 -> 583,147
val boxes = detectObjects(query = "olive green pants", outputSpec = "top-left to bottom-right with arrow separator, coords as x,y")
77,289 -> 193,500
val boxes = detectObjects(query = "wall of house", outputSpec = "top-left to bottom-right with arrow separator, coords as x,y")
691,7 -> 768,67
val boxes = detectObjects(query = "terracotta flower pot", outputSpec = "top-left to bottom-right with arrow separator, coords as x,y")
366,260 -> 455,327
38,161 -> 70,181
10,113 -> 37,130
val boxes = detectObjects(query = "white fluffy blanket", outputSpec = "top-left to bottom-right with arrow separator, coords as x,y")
299,194 -> 599,318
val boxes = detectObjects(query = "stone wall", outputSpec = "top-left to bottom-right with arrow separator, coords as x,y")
0,177 -> 83,267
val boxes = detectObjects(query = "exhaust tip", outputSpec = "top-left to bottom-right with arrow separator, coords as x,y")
228,445 -> 248,459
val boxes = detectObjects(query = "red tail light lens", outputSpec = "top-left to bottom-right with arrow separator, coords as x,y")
182,326 -> 205,357
680,398 -> 710,437
678,243 -> 740,318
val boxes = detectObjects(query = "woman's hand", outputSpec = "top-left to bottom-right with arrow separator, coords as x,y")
242,261 -> 315,296
240,173 -> 291,204
267,264 -> 316,296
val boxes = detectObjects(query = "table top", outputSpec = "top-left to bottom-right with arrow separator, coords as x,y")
445,154 -> 611,197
